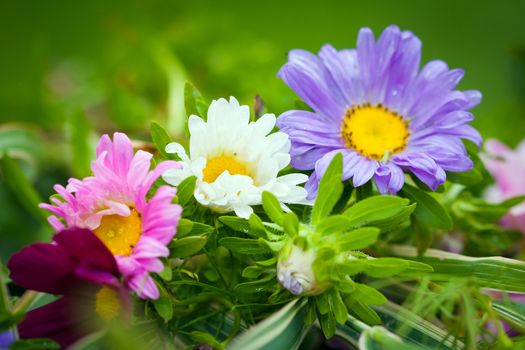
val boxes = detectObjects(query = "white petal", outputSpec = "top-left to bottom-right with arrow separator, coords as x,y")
165,142 -> 189,161
162,168 -> 188,186
188,115 -> 206,134
277,173 -> 309,186
234,205 -> 253,219
253,113 -> 276,136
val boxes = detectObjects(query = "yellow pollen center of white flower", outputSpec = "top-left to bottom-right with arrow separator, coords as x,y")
94,208 -> 141,256
341,104 -> 410,160
95,286 -> 121,321
202,155 -> 249,183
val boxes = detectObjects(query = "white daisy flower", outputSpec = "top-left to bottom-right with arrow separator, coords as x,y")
162,96 -> 309,218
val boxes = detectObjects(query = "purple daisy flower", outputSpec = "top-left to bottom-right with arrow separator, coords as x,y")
8,227 -> 130,348
277,25 -> 482,198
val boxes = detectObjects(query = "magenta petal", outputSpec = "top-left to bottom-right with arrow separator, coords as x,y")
18,296 -> 90,349
53,227 -> 119,277
8,242 -> 79,294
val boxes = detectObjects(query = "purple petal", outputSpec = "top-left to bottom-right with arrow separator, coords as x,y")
289,142 -> 339,170
318,45 -> 362,105
279,51 -> 346,121
393,152 -> 446,190
352,156 -> 379,187
277,109 -> 340,134
374,163 -> 405,194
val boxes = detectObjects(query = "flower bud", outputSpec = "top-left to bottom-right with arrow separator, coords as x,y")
277,245 -> 318,295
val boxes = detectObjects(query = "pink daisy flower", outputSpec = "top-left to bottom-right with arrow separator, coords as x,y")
40,132 -> 182,299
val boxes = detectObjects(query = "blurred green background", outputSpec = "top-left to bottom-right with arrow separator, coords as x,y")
1,0 -> 525,260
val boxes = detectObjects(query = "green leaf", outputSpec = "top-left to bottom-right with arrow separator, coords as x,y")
331,290 -> 349,324
255,257 -> 277,267
389,245 -> 525,292
492,300 -> 525,333
228,300 -> 307,350
219,237 -> 269,255
344,298 -> 382,325
0,153 -> 47,223
262,191 -> 285,226
150,121 -> 174,159
0,311 -> 24,330
332,182 -> 355,214
176,219 -> 213,238
337,227 -> 380,251
0,259 -> 11,320
364,258 -> 409,278
374,302 -> 461,349
350,284 -> 387,306
176,218 -> 193,237
318,308 -> 336,338
336,260 -> 366,277
10,339 -> 60,350
343,196 -> 413,229
158,262 -> 173,281
358,326 -> 425,350
311,153 -> 343,225
176,176 -> 196,206
316,294 -> 331,315
242,266 -> 267,279
400,184 -> 452,231
188,331 -> 223,349
153,292 -> 173,322
220,216 -> 251,235
233,275 -> 276,295
316,215 -> 353,236
399,261 -> 434,277
282,212 -> 299,237
447,168 -> 483,186
184,81 -> 208,119
249,214 -> 268,238
169,236 -> 207,258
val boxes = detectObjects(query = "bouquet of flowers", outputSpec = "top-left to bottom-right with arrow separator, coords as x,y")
2,25 -> 525,350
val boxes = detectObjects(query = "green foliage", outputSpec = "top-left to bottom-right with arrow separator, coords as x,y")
0,153 -> 48,224
311,153 -> 343,225
184,82 -> 209,120
169,236 -> 208,258
10,339 -> 60,350
390,245 -> 525,293
150,121 -> 175,160
69,112 -> 92,178
400,184 -> 453,231
228,300 -> 307,350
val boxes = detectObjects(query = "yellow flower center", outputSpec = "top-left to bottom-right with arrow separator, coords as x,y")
202,155 -> 249,183
341,104 -> 410,160
95,286 -> 121,321
94,208 -> 141,256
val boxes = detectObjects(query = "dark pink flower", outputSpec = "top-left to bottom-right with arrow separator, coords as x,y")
8,227 -> 130,348
484,139 -> 525,234
40,132 -> 182,299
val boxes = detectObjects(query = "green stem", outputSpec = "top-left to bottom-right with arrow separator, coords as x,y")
0,258 -> 19,340
13,291 -> 41,314
0,258 -> 11,315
